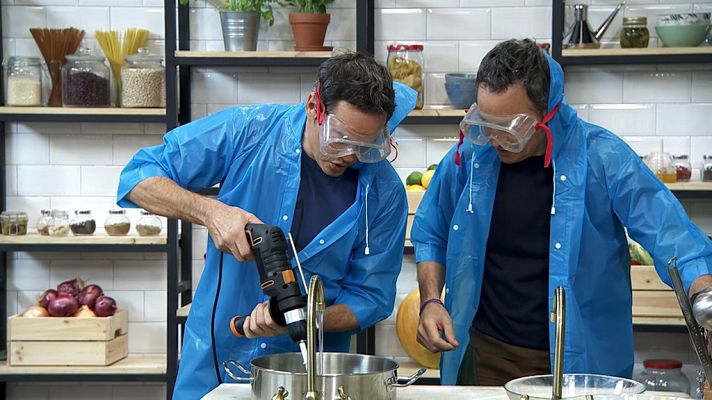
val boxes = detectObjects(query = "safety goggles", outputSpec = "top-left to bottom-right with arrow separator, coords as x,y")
319,114 -> 391,163
459,104 -> 539,153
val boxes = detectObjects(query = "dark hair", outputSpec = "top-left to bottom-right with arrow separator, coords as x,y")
317,52 -> 395,120
475,39 -> 550,114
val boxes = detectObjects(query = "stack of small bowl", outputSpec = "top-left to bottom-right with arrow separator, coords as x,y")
655,13 -> 711,47
444,73 -> 477,110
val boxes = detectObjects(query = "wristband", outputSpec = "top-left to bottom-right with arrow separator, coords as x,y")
419,298 -> 444,316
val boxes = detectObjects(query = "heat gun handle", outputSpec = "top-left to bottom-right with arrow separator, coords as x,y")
230,299 -> 287,337
230,315 -> 248,337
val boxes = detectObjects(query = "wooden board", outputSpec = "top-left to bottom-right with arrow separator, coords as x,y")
0,107 -> 165,116
407,190 -> 425,214
406,215 -> 415,241
8,310 -> 128,341
0,233 -> 166,245
175,50 -> 331,59
631,265 -> 670,291
406,109 -> 466,118
9,334 -> 128,366
563,47 -> 712,57
0,355 -> 165,375
633,290 -> 682,318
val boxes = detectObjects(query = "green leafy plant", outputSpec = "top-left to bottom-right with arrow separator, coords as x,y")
278,0 -> 334,13
179,0 -> 275,26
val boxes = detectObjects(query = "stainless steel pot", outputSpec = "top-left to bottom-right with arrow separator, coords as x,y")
224,352 -> 426,400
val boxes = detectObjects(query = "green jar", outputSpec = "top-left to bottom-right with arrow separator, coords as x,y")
620,17 -> 650,48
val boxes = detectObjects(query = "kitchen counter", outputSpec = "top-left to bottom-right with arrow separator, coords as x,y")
202,384 -> 691,399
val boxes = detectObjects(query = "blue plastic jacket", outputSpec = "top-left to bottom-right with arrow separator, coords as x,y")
410,55 -> 712,385
117,84 -> 417,399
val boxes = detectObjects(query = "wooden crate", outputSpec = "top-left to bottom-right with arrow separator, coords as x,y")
406,191 -> 425,241
631,266 -> 684,325
7,310 -> 128,366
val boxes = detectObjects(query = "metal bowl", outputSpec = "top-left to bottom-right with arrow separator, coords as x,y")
504,373 -> 646,400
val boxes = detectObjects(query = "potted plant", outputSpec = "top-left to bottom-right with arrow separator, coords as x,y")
179,0 -> 274,51
278,0 -> 335,51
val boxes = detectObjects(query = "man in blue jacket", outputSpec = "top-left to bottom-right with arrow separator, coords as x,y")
412,39 -> 712,386
117,52 -> 416,399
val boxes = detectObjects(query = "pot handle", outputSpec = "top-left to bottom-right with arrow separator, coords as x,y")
222,360 -> 253,382
390,368 -> 427,388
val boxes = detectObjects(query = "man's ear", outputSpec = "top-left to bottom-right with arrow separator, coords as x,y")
305,92 -> 318,123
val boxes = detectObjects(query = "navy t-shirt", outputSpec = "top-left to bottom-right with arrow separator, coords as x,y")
290,153 -> 359,253
473,155 -> 553,350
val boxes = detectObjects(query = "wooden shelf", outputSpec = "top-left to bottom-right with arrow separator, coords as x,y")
403,109 -> 466,125
0,355 -> 166,376
563,47 -> 712,57
177,303 -> 191,318
0,107 -> 167,123
176,50 -> 332,59
173,51 -> 331,67
0,233 -> 168,252
558,46 -> 712,65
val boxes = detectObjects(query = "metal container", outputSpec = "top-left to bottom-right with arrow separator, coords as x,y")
220,11 -> 260,52
224,352 -> 425,400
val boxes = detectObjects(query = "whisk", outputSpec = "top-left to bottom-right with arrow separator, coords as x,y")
29,27 -> 85,107
96,28 -> 149,106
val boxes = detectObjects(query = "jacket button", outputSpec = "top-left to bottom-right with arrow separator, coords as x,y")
555,242 -> 562,249
474,163 -> 480,169
260,343 -> 267,349
319,239 -> 325,245
282,215 -> 289,221
295,149 -> 301,154
560,175 -> 567,182
453,225 -> 459,231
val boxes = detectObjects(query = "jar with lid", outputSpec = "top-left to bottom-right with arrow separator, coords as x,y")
647,151 -> 677,184
70,210 -> 96,235
48,210 -> 70,237
121,48 -> 165,108
137,211 -> 162,236
105,210 -> 131,236
637,359 -> 690,394
36,209 -> 52,236
672,154 -> 692,182
387,44 -> 424,110
620,16 -> 650,48
62,48 -> 111,107
4,56 -> 43,106
1,211 -> 28,235
704,155 -> 712,182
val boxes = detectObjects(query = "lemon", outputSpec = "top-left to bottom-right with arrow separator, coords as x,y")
421,170 -> 435,189
406,171 -> 423,186
406,184 -> 425,191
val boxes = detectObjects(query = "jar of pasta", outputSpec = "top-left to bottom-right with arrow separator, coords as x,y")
387,44 -> 424,110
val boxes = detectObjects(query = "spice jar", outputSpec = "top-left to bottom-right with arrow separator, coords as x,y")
4,56 -> 43,106
136,211 -> 162,236
620,16 -> 650,48
672,154 -> 692,182
105,210 -> 131,236
37,209 -> 52,236
70,210 -> 96,235
704,155 -> 712,182
48,210 -> 70,237
62,48 -> 111,108
637,359 -> 690,394
647,151 -> 677,184
1,211 -> 28,235
387,44 -> 424,110
121,48 -> 165,108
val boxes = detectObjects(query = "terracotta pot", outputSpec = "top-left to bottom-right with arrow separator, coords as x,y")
288,12 -> 331,51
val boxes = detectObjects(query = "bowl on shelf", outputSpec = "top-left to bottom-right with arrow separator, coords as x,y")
444,73 -> 477,109
657,13 -> 710,27
504,373 -> 646,400
656,13 -> 711,47
444,73 -> 476,85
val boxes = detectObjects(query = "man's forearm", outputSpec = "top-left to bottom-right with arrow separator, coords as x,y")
128,176 -> 219,227
323,304 -> 359,332
418,261 -> 445,301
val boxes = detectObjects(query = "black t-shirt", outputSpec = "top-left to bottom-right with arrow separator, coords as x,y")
290,153 -> 359,253
473,155 -> 553,350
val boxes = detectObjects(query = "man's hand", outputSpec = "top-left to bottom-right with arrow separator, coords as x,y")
417,301 -> 459,353
206,203 -> 263,262
689,274 -> 712,298
242,301 -> 288,339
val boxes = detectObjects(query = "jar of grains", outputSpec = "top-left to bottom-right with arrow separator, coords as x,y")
120,48 -> 165,108
62,48 -> 111,107
4,56 -> 43,106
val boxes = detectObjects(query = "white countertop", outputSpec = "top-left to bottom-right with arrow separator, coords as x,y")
202,384 -> 691,400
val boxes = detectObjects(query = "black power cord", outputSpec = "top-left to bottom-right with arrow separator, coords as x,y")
210,252 -> 224,385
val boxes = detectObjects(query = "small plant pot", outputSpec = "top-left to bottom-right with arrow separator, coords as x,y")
288,12 -> 332,51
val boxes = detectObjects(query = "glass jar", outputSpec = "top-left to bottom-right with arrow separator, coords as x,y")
48,210 -> 70,237
0,212 -> 8,235
647,151 -> 677,184
4,56 -> 43,106
637,359 -> 690,394
620,16 -> 650,48
105,210 -> 131,236
672,154 -> 692,182
387,44 -> 424,110
136,211 -> 162,236
121,48 -> 165,108
37,209 -> 52,236
70,210 -> 96,235
62,48 -> 111,107
1,211 -> 28,235
704,155 -> 712,182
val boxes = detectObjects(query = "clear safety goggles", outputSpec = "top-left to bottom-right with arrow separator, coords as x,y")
319,114 -> 391,163
459,104 -> 539,153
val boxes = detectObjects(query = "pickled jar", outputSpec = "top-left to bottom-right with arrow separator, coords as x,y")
620,17 -> 650,48
70,210 -> 96,235
105,210 -> 131,236
4,56 -> 43,106
637,359 -> 690,394
1,211 -> 28,235
48,210 -> 70,237
136,211 -> 162,236
387,44 -> 424,110
647,151 -> 677,184
62,48 -> 111,107
37,209 -> 52,236
704,155 -> 712,182
672,154 -> 692,182
121,48 -> 165,108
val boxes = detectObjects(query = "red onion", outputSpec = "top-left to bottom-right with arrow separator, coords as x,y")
78,284 -> 104,309
47,295 -> 79,317
94,296 -> 117,317
57,278 -> 84,299
37,289 -> 58,308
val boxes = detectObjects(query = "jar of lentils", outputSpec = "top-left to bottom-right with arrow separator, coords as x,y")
121,48 -> 165,108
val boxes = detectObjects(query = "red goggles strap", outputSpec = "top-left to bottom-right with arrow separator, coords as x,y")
315,83 -> 326,126
535,102 -> 561,168
389,137 -> 398,163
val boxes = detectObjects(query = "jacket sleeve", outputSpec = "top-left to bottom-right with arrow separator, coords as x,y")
116,107 -> 251,208
591,131 -> 712,291
411,145 -> 469,267
334,184 -> 408,331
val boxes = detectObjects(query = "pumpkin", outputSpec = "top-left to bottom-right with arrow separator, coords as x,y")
395,289 -> 441,369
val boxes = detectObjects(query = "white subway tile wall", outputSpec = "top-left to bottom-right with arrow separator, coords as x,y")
3,0 -> 712,397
